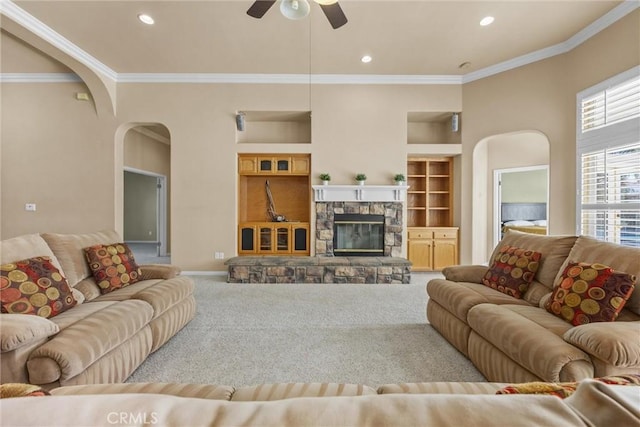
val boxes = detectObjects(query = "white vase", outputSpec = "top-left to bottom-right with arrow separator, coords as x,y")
357,180 -> 365,186
395,181 -> 405,186
322,180 -> 329,186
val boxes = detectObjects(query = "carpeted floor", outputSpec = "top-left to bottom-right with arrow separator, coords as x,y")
127,274 -> 486,388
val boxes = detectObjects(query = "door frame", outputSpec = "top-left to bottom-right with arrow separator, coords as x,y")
124,167 -> 168,257
493,165 -> 549,248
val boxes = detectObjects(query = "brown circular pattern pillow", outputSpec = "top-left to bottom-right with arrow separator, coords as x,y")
545,261 -> 636,325
1,256 -> 77,318
84,243 -> 142,294
482,245 -> 542,299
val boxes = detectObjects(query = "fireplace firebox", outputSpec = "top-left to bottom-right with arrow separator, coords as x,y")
333,214 -> 385,256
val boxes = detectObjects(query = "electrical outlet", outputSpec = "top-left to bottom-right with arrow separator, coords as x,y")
25,203 -> 37,212
214,252 -> 225,259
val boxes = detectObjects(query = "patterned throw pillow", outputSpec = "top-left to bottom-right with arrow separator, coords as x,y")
84,243 -> 142,294
545,261 -> 636,326
496,374 -> 640,398
0,256 -> 77,318
482,245 -> 542,299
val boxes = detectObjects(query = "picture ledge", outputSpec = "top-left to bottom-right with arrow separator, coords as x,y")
312,185 -> 409,203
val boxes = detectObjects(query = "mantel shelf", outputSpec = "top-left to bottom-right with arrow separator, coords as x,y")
312,185 -> 409,202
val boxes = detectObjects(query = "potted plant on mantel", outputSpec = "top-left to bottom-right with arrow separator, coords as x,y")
394,173 -> 406,185
355,173 -> 367,185
319,173 -> 331,185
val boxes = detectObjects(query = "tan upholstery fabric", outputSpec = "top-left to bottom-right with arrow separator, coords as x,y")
427,279 -> 531,322
41,230 -> 121,287
556,236 -> 640,315
232,383 -> 377,401
489,231 -> 577,293
565,380 -> 640,427
0,393 -> 588,427
441,265 -> 488,283
73,278 -> 101,301
499,304 -> 574,338
51,382 -> 234,400
468,304 -> 593,382
92,279 -> 162,302
48,301 -> 115,331
139,264 -> 181,280
426,300 -> 472,355
149,295 -> 196,352
377,382 -> 505,395
27,300 -> 153,384
0,314 -> 59,352
0,233 -> 64,274
563,322 -> 640,368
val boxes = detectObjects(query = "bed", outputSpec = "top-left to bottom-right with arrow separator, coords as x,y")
501,203 -> 547,236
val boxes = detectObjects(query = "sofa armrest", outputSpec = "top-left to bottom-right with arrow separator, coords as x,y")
441,265 -> 488,284
1,314 -> 59,352
139,264 -> 181,280
563,322 -> 640,367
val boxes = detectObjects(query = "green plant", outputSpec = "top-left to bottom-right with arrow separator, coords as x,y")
319,173 -> 331,181
394,173 -> 406,182
355,173 -> 367,181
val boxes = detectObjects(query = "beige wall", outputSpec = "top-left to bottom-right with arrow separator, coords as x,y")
1,10 -> 638,270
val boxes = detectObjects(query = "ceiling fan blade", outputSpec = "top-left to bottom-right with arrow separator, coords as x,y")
319,2 -> 347,29
247,0 -> 277,19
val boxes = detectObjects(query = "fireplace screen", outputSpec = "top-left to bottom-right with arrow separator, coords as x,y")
333,214 -> 384,256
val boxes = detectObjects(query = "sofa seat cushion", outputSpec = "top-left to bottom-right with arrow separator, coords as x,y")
377,382 -> 507,395
427,279 -> 531,323
468,304 -> 592,382
231,383 -> 377,401
91,276 -> 194,320
51,383 -> 235,401
27,300 -> 153,384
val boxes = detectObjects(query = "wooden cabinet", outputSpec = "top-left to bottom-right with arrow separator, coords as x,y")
408,227 -> 458,271
238,222 -> 309,255
239,154 -> 310,175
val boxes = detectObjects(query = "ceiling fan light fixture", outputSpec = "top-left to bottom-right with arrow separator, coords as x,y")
361,55 -> 372,63
480,16 -> 495,26
280,0 -> 311,20
314,0 -> 338,5
137,14 -> 154,25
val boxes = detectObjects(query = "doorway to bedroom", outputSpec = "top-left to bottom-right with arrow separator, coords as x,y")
493,165 -> 549,248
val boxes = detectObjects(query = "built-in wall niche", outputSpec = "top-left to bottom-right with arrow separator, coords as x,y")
407,112 -> 461,145
236,111 -> 311,144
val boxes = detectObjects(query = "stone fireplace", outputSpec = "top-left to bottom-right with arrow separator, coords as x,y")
316,201 -> 403,257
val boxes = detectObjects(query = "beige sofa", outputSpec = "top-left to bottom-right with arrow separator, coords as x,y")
427,230 -> 640,383
1,379 -> 638,426
0,230 -> 196,389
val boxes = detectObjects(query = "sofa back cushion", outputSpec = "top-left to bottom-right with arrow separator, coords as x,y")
555,236 -> 640,316
0,234 -> 64,275
489,231 -> 578,301
41,230 -> 122,287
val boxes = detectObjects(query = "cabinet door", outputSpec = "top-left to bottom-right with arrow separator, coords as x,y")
238,156 -> 257,175
258,226 -> 274,252
275,157 -> 291,173
257,157 -> 274,174
292,224 -> 309,254
238,225 -> 256,254
275,225 -> 291,253
408,239 -> 433,271
433,239 -> 458,270
291,156 -> 310,175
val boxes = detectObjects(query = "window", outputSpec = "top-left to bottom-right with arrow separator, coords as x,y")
577,67 -> 640,247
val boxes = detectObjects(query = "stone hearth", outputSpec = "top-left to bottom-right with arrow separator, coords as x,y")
315,202 -> 403,257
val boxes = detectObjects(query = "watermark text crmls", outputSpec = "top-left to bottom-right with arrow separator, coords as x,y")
107,412 -> 159,425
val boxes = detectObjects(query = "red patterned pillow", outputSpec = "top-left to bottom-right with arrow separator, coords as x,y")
84,243 -> 142,294
496,374 -> 640,398
1,256 -> 77,318
482,245 -> 542,298
545,261 -> 636,326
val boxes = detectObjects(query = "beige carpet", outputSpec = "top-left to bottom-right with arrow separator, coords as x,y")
127,274 -> 486,388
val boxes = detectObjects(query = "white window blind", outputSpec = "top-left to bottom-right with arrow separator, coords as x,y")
577,68 -> 640,248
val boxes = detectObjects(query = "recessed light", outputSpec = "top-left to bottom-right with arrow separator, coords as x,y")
361,55 -> 372,64
138,14 -> 155,25
480,16 -> 494,26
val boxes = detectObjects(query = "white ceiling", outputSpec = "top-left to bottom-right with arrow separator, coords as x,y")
3,0 -> 628,79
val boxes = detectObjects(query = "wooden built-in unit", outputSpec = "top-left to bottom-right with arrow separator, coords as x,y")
406,157 -> 459,271
238,153 -> 310,255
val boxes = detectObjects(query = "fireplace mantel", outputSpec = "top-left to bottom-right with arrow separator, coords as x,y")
312,185 -> 409,202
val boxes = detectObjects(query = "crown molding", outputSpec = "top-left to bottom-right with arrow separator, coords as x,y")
2,0 -> 638,86
0,73 -> 82,83
117,73 -> 463,85
463,0 -> 639,83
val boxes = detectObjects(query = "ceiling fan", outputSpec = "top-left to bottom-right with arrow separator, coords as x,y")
247,0 -> 348,29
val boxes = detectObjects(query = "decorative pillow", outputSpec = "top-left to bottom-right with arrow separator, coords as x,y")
545,261 -> 636,325
482,245 -> 542,298
84,243 -> 142,294
0,383 -> 51,398
496,374 -> 640,399
1,256 -> 77,318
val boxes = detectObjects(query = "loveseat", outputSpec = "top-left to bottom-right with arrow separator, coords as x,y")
1,379 -> 639,426
427,230 -> 640,383
0,230 -> 196,389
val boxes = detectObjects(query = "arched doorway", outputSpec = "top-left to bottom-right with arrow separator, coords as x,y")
472,131 -> 550,263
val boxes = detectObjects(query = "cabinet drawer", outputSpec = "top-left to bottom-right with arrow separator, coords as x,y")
409,230 -> 433,239
433,230 -> 457,239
